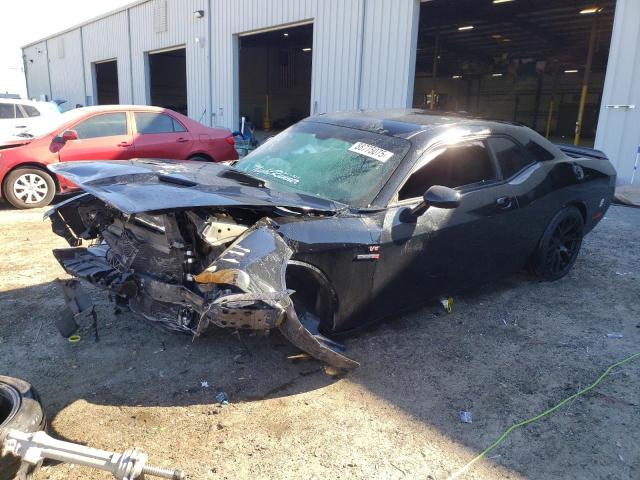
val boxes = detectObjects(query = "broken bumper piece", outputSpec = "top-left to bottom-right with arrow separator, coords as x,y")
52,221 -> 358,370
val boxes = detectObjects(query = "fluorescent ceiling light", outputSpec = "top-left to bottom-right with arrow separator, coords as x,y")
491,34 -> 503,39
580,7 -> 602,14
458,25 -> 474,31
302,47 -> 312,52
492,73 -> 503,77
452,75 -> 462,79
564,69 -> 579,73
283,33 -> 289,37
493,0 -> 514,3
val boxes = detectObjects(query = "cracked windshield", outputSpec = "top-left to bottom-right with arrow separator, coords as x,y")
235,121 -> 410,207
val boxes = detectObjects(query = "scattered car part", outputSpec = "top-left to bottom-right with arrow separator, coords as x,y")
56,279 -> 98,339
2,429 -> 185,480
46,110 -> 616,369
0,376 -> 46,480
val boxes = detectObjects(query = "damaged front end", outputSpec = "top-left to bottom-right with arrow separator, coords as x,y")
47,193 -> 358,370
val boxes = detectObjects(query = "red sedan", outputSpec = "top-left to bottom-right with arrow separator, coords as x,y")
0,105 -> 238,208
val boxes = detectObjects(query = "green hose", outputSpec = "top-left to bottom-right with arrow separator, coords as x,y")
448,351 -> 640,480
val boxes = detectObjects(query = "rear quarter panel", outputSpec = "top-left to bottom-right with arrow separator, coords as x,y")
508,154 -> 616,255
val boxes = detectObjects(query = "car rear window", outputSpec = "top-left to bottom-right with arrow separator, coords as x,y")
135,112 -> 186,134
488,137 -> 537,179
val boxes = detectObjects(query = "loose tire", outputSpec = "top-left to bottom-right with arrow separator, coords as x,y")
531,206 -> 584,281
0,376 -> 46,480
3,168 -> 56,209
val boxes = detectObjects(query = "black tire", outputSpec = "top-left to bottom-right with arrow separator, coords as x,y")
0,376 -> 46,480
3,168 -> 56,209
531,206 -> 584,281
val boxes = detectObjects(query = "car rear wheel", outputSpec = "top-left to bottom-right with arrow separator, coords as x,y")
531,206 -> 584,281
3,168 -> 56,209
0,376 -> 46,480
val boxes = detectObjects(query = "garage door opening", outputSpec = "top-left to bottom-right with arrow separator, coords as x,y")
148,47 -> 187,115
413,0 -> 615,147
94,60 -> 119,105
239,23 -> 313,136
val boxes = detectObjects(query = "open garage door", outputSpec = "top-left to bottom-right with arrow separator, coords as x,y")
148,47 -> 187,115
414,0 -> 615,147
94,60 -> 119,105
239,23 -> 313,135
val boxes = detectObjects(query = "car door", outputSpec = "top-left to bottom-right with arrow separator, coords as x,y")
132,111 -> 193,159
370,139 -> 523,317
58,111 -> 133,161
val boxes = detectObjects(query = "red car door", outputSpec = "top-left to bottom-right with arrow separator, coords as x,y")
132,111 -> 193,159
58,112 -> 133,162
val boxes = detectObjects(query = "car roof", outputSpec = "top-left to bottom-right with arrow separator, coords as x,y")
306,108 -> 560,155
307,108 -> 527,138
0,98 -> 54,107
72,105 -> 170,114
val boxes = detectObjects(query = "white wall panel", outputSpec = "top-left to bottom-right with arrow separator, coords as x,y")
23,0 -> 421,129
81,10 -> 133,104
47,30 -> 85,110
129,0 -> 208,120
209,0 -> 419,129
22,42 -> 51,101
594,0 -> 640,185
359,0 -> 419,109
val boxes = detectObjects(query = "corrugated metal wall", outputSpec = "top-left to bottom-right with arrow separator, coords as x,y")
594,0 -> 640,185
22,42 -> 51,101
210,0 -> 420,129
81,10 -> 133,104
21,0 -> 421,129
359,0 -> 419,109
47,30 -> 85,110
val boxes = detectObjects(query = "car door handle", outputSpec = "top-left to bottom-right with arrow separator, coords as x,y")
176,137 -> 189,143
496,196 -> 514,210
117,141 -> 132,147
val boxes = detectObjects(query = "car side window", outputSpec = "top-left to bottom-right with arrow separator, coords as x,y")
398,140 -> 497,201
22,105 -> 40,117
488,137 -> 537,179
74,113 -> 127,139
0,103 -> 16,118
134,112 -> 186,134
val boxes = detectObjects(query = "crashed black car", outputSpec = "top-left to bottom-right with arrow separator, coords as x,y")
47,110 -> 616,369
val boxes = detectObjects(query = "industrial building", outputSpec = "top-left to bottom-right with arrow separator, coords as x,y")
22,0 -> 640,184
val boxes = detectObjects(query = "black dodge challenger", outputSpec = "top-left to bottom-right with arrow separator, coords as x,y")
47,110 -> 616,369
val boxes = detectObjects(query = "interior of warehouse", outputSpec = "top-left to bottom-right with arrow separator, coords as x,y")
413,0 -> 615,147
238,23 -> 313,132
94,60 -> 119,105
147,47 -> 188,115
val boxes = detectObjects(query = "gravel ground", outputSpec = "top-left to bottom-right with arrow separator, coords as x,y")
0,201 -> 638,480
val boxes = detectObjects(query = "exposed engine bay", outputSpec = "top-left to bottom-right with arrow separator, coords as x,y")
47,193 -> 358,370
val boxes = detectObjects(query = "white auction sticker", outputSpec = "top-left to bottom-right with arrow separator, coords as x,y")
348,142 -> 394,163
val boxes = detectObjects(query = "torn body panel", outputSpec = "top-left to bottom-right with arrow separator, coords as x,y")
49,198 -> 359,369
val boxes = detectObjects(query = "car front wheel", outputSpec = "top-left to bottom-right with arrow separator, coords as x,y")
531,205 -> 584,281
3,168 -> 56,209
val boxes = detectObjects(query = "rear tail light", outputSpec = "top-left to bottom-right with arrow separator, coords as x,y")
225,135 -> 235,146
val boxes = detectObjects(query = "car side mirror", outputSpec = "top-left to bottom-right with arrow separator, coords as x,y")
61,130 -> 78,142
408,185 -> 461,217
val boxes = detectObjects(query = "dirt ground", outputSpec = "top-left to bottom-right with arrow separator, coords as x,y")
0,201 -> 638,480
